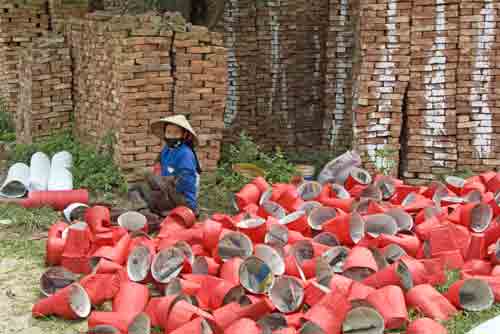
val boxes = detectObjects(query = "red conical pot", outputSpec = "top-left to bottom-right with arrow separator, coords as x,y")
145,296 -> 178,327
460,202 -> 492,233
466,233 -> 487,261
342,246 -> 378,280
235,184 -> 261,210
277,188 -> 303,212
92,233 -> 131,266
366,285 -> 408,329
213,298 -> 275,330
420,258 -> 447,286
225,318 -> 260,334
402,194 -> 435,213
400,256 -> 428,286
252,176 -> 270,193
80,273 -> 121,306
202,219 -> 223,251
460,275 -> 500,301
323,213 -> 365,246
344,167 -> 372,190
446,279 -> 494,311
219,257 -> 243,285
93,258 -> 123,275
23,189 -> 89,210
406,284 -> 458,320
46,222 -> 68,266
406,317 -> 448,334
461,260 -> 492,277
169,206 -> 197,228
391,185 -> 421,205
329,274 -> 354,296
303,292 -> 350,334
85,206 -> 111,234
362,261 -> 410,290
88,312 -> 150,334
486,173 -> 500,193
236,217 -> 268,244
61,222 -> 93,274
377,233 -> 421,257
32,283 -> 91,320
169,317 -> 213,334
167,300 -> 214,332
196,275 -> 225,309
319,191 -> 355,212
347,281 -> 376,301
304,280 -> 328,307
113,281 -> 150,314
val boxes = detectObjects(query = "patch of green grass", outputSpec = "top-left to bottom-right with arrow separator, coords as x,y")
0,203 -> 59,233
0,238 -> 45,262
198,173 -> 235,216
444,304 -> 500,333
0,97 -> 15,142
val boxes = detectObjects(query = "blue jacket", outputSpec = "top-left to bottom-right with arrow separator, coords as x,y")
160,143 -> 199,211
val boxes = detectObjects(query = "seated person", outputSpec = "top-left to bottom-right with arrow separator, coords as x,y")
129,115 -> 201,217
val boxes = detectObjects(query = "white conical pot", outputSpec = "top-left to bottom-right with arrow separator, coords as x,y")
52,151 -> 73,170
29,152 -> 51,191
0,163 -> 30,198
48,151 -> 74,191
48,166 -> 73,191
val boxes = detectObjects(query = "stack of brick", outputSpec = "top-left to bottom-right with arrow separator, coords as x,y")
223,0 -> 258,145
173,27 -> 227,172
116,32 -> 174,181
224,0 -> 330,152
252,0 -> 295,150
0,0 -> 49,115
323,0 -> 356,152
456,0 -> 500,173
404,0 -> 459,184
352,0 -> 411,176
64,12 -> 121,146
291,0 -> 329,150
49,0 -> 91,34
16,35 -> 73,143
64,13 -> 226,182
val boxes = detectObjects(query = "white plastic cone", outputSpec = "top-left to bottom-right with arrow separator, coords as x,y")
48,151 -> 73,191
29,152 -> 50,191
0,162 -> 30,198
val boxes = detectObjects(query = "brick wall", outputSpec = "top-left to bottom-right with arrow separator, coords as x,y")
323,0 -> 357,152
5,0 -> 500,184
0,1 -> 49,115
351,0 -> 411,176
223,0 -> 333,152
402,0 -> 459,184
17,35 -> 73,143
64,13 -> 226,181
456,0 -> 500,173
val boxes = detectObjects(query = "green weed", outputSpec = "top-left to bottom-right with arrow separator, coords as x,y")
0,204 -> 59,233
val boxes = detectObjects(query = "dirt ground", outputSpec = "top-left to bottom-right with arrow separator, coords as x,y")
0,228 -> 87,334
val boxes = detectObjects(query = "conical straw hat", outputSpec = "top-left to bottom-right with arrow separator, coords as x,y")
151,115 -> 198,144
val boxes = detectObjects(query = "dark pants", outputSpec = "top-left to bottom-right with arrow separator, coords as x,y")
129,172 -> 190,217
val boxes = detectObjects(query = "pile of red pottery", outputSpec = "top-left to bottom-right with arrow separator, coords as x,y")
33,160 -> 500,334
